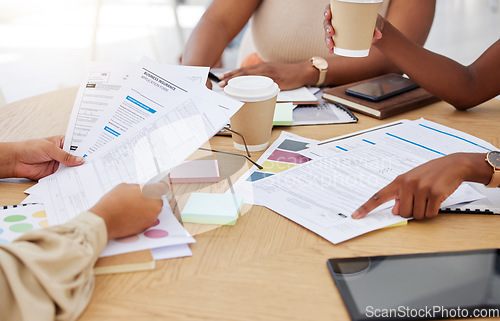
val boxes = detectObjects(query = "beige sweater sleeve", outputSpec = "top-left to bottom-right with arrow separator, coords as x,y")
0,211 -> 108,321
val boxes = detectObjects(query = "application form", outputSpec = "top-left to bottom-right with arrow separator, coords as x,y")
302,118 -> 495,159
252,119 -> 490,244
39,60 -> 242,226
63,62 -> 132,152
64,61 -> 208,153
74,58 -> 210,156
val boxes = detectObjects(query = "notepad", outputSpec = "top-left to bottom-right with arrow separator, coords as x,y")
94,249 -> 155,275
169,160 -> 220,183
181,193 -> 243,225
273,103 -> 294,126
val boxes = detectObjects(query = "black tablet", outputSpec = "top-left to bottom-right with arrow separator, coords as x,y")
345,74 -> 419,102
327,249 -> 500,320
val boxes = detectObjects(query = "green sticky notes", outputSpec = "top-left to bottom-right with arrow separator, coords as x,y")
181,193 -> 244,225
273,102 -> 294,126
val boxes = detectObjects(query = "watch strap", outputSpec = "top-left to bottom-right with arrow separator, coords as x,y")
316,69 -> 327,87
486,169 -> 500,188
311,57 -> 328,87
486,151 -> 500,188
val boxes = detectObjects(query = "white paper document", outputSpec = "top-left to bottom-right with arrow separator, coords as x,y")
277,86 -> 318,104
100,202 -> 195,257
63,62 -> 133,152
39,58 -> 242,227
151,243 -> 192,261
302,118 -> 497,159
64,62 -> 209,153
76,58 -> 211,156
251,119 -> 491,244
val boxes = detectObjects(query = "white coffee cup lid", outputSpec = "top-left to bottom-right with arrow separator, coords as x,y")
334,0 -> 383,3
224,76 -> 280,102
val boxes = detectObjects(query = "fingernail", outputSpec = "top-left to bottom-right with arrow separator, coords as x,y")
351,211 -> 360,219
75,156 -> 85,163
218,80 -> 226,87
326,27 -> 331,34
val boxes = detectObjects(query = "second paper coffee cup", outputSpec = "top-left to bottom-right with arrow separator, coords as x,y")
330,0 -> 383,57
224,76 -> 280,152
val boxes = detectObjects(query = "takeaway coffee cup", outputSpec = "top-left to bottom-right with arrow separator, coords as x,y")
330,0 -> 383,57
224,76 -> 280,152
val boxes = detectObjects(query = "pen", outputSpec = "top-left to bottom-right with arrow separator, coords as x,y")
208,71 -> 221,83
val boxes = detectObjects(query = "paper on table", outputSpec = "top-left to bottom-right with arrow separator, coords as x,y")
277,86 -> 318,104
39,59 -> 242,226
228,131 -> 318,205
151,243 -> 192,261
252,140 -> 484,244
76,57 -> 210,157
100,201 -> 195,257
20,193 -> 43,205
302,118 -> 497,159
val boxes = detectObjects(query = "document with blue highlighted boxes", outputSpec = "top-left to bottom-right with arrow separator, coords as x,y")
63,61 -> 208,153
39,57 -> 243,233
76,57 -> 211,157
252,119 -> 495,244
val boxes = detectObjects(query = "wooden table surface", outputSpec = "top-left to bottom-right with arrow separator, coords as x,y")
1,87 -> 499,321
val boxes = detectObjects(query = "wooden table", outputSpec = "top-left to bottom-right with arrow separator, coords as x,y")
1,88 -> 499,321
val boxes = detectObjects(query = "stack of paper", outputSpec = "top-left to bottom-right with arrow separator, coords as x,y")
22,57 -> 243,268
230,119 -> 496,244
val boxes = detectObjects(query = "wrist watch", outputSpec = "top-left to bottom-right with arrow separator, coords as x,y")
310,57 -> 328,87
485,151 -> 500,187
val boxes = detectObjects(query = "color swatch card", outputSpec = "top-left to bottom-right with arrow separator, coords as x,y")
0,203 -> 47,245
228,132 -> 318,205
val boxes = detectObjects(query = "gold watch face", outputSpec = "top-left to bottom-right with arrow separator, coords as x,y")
312,57 -> 328,70
487,151 -> 500,168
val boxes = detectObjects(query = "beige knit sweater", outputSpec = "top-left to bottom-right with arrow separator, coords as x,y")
237,0 -> 391,65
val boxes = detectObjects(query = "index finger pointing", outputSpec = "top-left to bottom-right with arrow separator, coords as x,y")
351,183 -> 398,219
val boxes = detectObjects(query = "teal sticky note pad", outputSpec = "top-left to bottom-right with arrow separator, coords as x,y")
181,193 -> 243,225
273,102 -> 294,126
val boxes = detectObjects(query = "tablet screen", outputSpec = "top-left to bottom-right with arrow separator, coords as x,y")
328,249 -> 500,320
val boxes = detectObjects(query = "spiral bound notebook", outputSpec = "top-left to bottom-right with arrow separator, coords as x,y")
440,183 -> 500,215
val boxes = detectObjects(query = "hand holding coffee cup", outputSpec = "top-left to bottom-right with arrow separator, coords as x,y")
224,76 -> 280,152
324,0 -> 384,57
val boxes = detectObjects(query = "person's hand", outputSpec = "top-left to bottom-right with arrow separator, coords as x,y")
10,136 -> 85,180
351,153 -> 491,220
90,183 -> 167,240
218,61 -> 313,91
323,4 -> 384,55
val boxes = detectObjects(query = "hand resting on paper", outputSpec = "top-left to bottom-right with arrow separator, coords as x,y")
90,183 -> 167,240
351,153 -> 494,220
